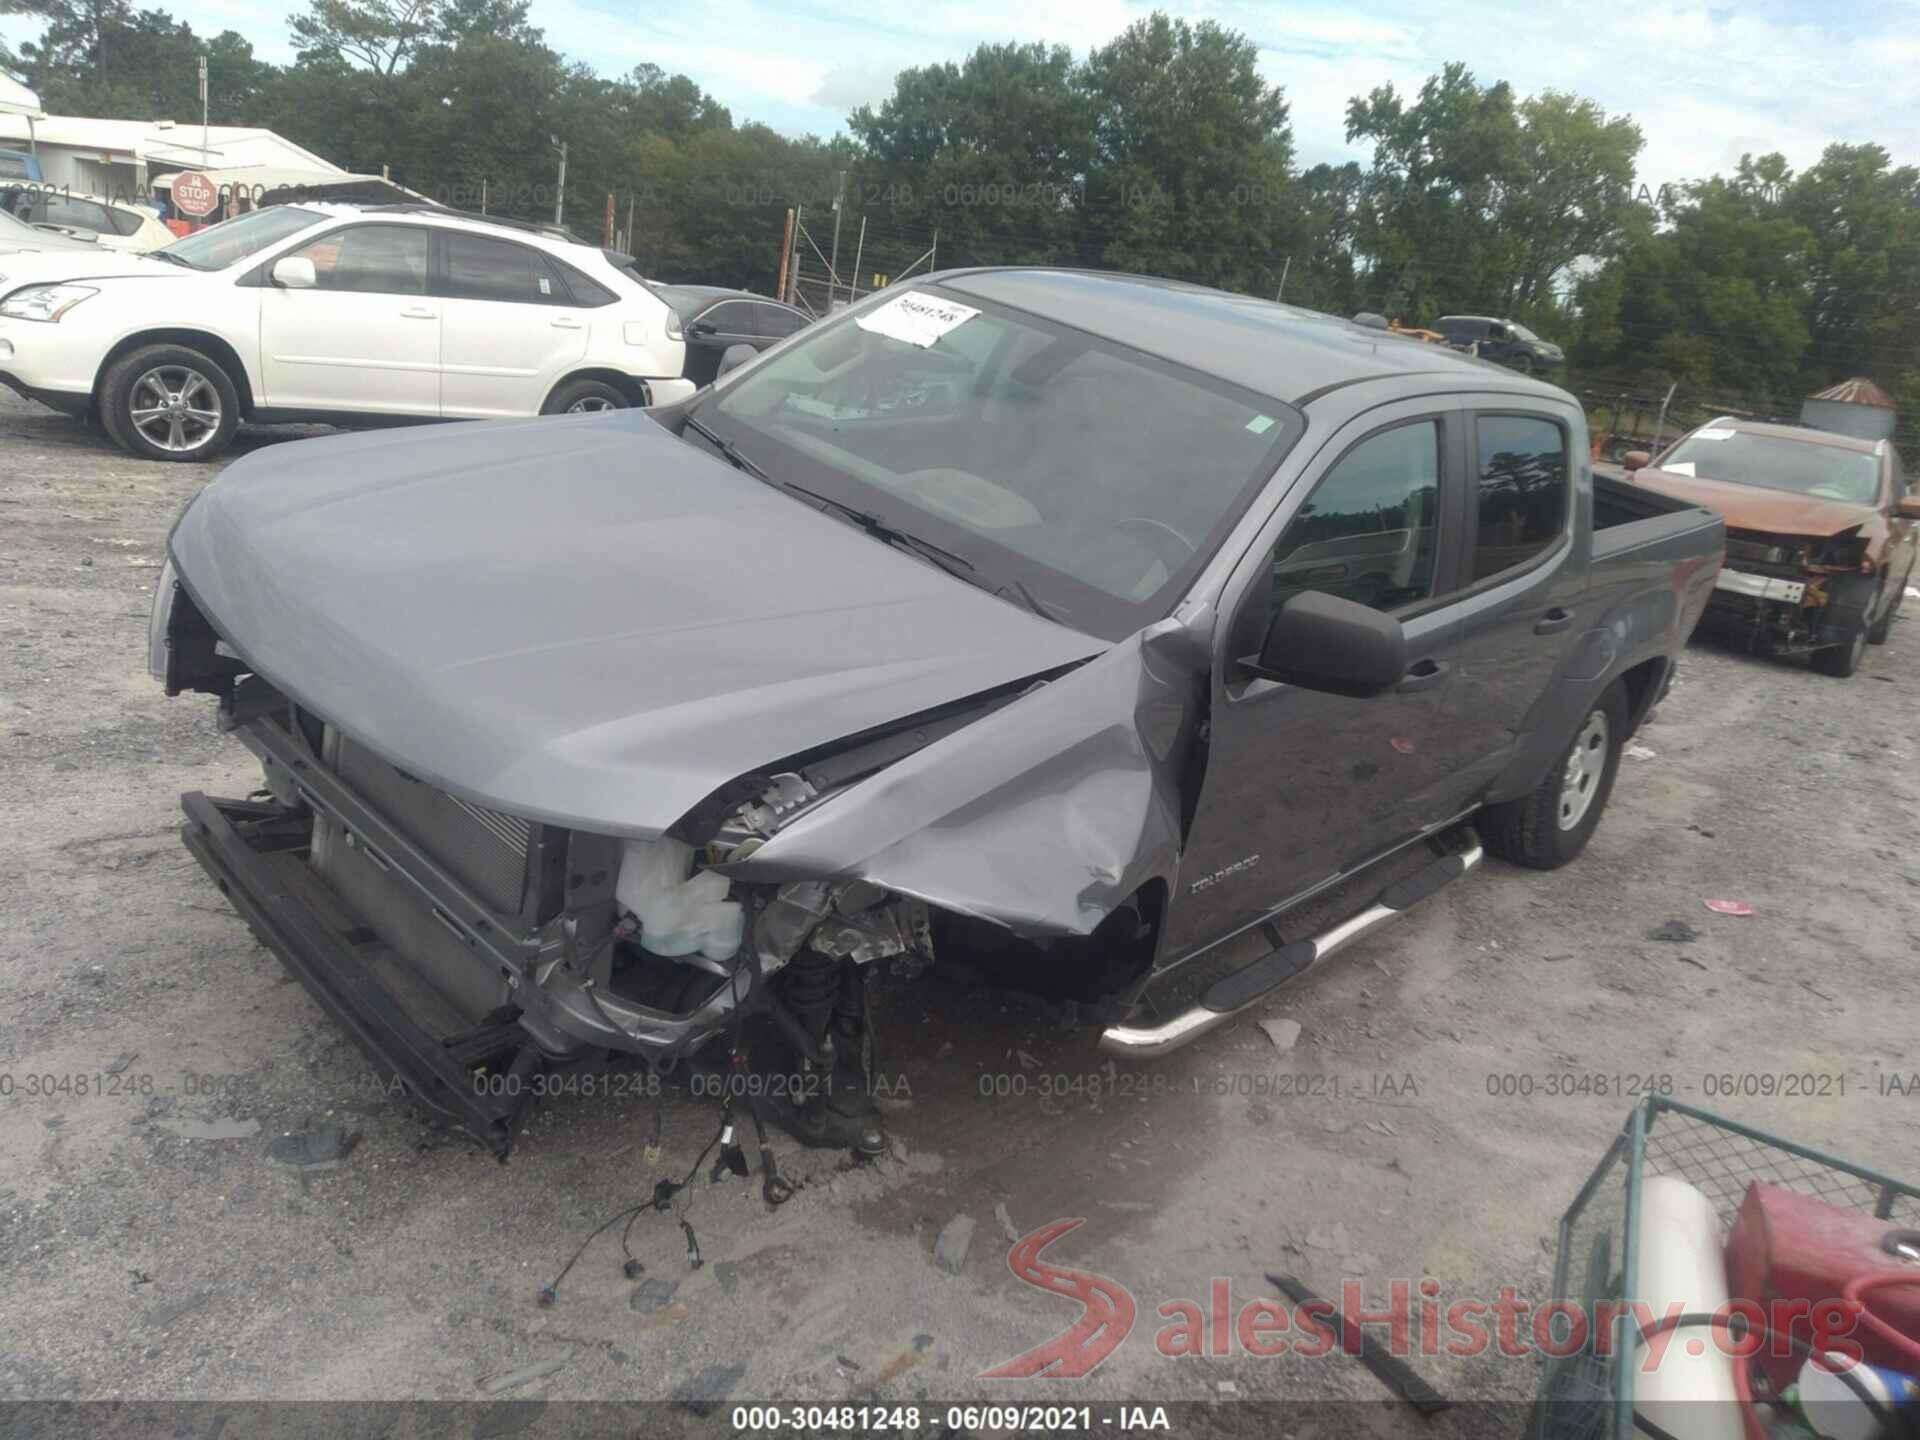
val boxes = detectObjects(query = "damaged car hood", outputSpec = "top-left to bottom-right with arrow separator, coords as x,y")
1629,466 -> 1875,537
167,408 -> 1106,837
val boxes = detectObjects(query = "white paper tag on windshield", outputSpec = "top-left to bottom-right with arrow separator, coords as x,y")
1666,461 -> 1697,476
1693,427 -> 1735,440
856,291 -> 980,348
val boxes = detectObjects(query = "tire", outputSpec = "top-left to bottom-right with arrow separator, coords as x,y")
1867,578 -> 1900,644
100,344 -> 240,462
542,378 -> 631,415
1812,618 -> 1867,677
1475,682 -> 1629,869
1512,354 -> 1537,376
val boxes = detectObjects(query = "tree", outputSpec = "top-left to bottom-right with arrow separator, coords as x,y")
1078,14 -> 1293,291
290,0 -> 442,75
851,40 -> 1090,268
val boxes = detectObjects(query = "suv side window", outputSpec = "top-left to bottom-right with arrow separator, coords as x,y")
701,300 -> 755,335
756,302 -> 806,338
550,257 -> 617,307
443,233 -> 567,304
286,224 -> 430,295
1263,419 -> 1444,623
1471,414 -> 1568,581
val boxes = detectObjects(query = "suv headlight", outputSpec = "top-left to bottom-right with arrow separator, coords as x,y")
0,283 -> 100,322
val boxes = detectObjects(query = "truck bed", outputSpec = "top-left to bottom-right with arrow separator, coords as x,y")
1593,471 -> 1723,567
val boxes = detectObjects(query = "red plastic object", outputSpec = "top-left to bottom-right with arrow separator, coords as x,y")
1843,1270 -> 1920,1371
1722,1181 -> 1920,1389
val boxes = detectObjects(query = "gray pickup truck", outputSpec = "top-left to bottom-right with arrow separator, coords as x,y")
151,270 -> 1724,1157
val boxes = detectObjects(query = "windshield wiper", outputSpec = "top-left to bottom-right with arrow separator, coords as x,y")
778,478 -> 977,573
682,411 -> 768,479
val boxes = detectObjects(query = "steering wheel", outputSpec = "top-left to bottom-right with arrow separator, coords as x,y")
1111,516 -> 1198,571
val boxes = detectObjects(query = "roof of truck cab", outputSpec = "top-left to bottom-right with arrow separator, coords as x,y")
934,268 -> 1564,407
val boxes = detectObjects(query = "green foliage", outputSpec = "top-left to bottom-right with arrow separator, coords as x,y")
3,0 -> 1914,433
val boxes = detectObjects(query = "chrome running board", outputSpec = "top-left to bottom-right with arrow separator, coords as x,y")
1098,839 -> 1483,1059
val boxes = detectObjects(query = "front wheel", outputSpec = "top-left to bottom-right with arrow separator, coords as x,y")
1867,578 -> 1901,644
1476,682 -> 1629,869
1812,620 -> 1867,677
100,344 -> 240,462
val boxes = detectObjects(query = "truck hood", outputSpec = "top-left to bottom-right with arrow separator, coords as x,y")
168,409 -> 1107,838
1629,466 -> 1874,538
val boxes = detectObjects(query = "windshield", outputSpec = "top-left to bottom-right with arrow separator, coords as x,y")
1508,321 -> 1541,343
1659,428 -> 1881,505
159,206 -> 324,270
697,286 -> 1301,638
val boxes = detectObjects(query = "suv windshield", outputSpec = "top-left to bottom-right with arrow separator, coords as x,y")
697,286 -> 1301,638
159,206 -> 324,270
1659,429 -> 1881,505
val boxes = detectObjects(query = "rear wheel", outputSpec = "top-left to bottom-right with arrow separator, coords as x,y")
542,378 -> 631,415
1476,683 -> 1628,869
100,344 -> 239,462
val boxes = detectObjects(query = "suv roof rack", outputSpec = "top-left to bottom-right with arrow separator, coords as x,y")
363,203 -> 584,244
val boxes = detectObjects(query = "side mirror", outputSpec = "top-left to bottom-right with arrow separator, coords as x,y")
687,319 -> 717,338
716,343 -> 757,380
1241,590 -> 1407,698
1896,495 -> 1920,521
271,256 -> 316,290
1622,450 -> 1651,471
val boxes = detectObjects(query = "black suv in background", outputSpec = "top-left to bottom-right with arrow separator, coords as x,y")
1436,315 -> 1564,373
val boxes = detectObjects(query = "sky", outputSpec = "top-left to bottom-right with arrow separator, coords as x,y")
7,0 -> 1918,190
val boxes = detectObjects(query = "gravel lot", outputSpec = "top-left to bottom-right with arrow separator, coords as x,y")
3,392 -> 1918,1435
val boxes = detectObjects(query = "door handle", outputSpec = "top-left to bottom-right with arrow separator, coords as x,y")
551,317 -> 583,330
1395,657 -> 1449,693
400,307 -> 436,319
1534,606 -> 1574,635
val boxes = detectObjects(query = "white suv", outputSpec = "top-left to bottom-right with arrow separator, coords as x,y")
0,203 -> 692,461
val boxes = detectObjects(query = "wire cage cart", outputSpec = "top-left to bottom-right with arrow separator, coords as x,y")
1532,1095 -> 1920,1440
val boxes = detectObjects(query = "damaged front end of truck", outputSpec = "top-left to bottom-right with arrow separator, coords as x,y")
149,413 -> 1195,1158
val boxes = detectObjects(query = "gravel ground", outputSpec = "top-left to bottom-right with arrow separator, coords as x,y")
3,393 -> 1918,1435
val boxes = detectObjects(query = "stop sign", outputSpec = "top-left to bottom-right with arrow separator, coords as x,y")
172,171 -> 219,218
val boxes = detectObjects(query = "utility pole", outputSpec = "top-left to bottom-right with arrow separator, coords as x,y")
848,216 -> 867,308
198,55 -> 209,164
551,137 -> 567,227
787,205 -> 803,304
828,170 -> 846,307
775,207 -> 794,302
1275,255 -> 1291,302
625,193 -> 636,255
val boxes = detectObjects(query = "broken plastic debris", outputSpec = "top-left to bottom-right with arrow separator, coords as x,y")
1259,1018 -> 1302,1052
1625,744 -> 1657,760
1703,899 -> 1754,916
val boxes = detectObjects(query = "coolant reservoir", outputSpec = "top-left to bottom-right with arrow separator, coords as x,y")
614,837 -> 744,962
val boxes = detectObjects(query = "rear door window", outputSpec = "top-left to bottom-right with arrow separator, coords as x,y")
443,233 -> 567,304
1470,414 -> 1569,581
755,302 -> 806,339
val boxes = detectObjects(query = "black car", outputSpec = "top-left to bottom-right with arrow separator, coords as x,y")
1435,315 -> 1564,373
649,284 -> 810,386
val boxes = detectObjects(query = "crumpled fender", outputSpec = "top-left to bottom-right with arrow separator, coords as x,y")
714,619 -> 1206,938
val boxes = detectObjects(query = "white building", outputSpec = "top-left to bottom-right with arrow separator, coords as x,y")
0,111 -> 345,206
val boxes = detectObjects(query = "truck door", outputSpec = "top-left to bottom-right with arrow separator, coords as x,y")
1421,405 -> 1587,799
1162,398 -> 1482,961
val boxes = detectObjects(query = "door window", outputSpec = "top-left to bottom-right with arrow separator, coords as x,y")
1471,414 -> 1568,580
755,302 -> 806,338
444,233 -> 565,304
700,301 -> 755,335
1261,420 -> 1443,624
286,225 -> 430,295
41,194 -> 113,234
